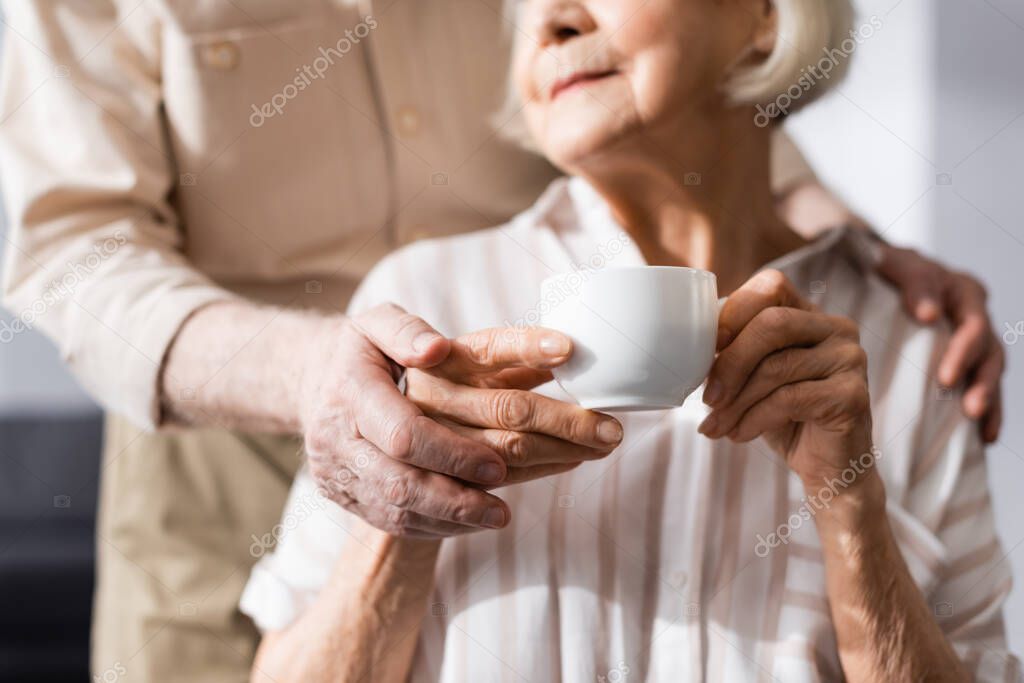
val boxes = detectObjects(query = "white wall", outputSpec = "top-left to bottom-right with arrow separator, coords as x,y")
788,0 -> 1024,651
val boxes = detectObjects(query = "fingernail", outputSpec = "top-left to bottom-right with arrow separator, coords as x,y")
539,333 -> 571,357
475,463 -> 504,483
703,379 -> 723,405
597,419 -> 623,444
413,332 -> 439,353
699,413 -> 718,435
482,507 -> 507,528
916,299 -> 940,322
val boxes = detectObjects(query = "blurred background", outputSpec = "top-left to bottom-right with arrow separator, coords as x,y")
0,0 -> 1022,681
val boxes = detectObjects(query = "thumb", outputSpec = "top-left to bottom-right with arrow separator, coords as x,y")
352,303 -> 451,368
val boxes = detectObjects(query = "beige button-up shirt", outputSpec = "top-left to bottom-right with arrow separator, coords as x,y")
0,0 -> 813,429
241,177 -> 1020,682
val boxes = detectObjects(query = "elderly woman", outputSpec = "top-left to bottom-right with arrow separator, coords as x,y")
239,0 -> 1019,680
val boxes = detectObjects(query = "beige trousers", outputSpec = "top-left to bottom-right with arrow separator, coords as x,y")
90,415 -> 303,683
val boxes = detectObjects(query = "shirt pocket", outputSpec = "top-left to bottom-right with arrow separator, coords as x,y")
159,6 -> 393,281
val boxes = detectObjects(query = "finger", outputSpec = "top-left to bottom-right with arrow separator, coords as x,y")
703,307 -> 845,407
382,507 -> 483,537
876,246 -> 944,323
414,380 -> 623,449
900,277 -> 943,323
981,392 -> 1003,444
441,420 -> 613,467
937,312 -> 990,387
441,327 -> 573,380
352,302 -> 451,368
699,341 -> 864,438
501,461 -> 582,485
962,345 -> 1004,420
726,373 -> 869,443
716,269 -> 813,350
483,367 -> 555,390
349,364 -> 507,485
350,449 -> 512,530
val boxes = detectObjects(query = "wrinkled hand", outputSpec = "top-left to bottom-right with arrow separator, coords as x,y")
299,304 -> 620,539
698,270 -> 874,487
406,326 -> 623,486
877,244 -> 1004,443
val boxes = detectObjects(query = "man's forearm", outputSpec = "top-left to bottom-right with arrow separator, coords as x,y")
252,527 -> 441,683
813,472 -> 968,682
161,300 -> 343,433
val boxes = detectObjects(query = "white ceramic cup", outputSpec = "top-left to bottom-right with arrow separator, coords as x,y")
540,266 -> 719,411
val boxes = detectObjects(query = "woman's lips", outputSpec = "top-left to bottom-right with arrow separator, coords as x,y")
549,70 -> 618,100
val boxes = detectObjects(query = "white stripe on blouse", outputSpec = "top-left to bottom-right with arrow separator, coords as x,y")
240,177 -> 1021,682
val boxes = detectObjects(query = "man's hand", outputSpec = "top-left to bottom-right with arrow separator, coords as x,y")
300,308 -> 621,539
876,245 -> 1004,443
776,180 -> 1004,443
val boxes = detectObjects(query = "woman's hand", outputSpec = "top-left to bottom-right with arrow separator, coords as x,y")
777,180 -> 1004,443
697,269 -> 874,487
406,326 -> 624,489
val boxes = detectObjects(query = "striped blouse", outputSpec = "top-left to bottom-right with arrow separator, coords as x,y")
240,177 -> 1021,682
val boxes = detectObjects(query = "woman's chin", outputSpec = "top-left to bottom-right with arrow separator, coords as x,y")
539,125 -> 635,172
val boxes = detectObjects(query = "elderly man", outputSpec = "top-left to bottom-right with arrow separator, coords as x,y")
0,1 -> 1006,681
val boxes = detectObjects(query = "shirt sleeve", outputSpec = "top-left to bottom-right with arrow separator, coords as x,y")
770,129 -> 818,195
239,251 -> 414,632
238,465 -> 358,633
0,1 -> 237,429
898,384 -> 1022,681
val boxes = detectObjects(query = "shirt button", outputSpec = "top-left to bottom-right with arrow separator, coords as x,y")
202,41 -> 240,70
395,106 -> 421,136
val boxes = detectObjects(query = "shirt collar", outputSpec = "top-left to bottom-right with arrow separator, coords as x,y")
560,175 -> 862,285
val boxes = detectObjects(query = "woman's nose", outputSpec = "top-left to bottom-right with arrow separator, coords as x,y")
534,1 -> 597,47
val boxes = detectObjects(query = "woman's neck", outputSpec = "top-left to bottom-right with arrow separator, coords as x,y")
575,113 -> 806,294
